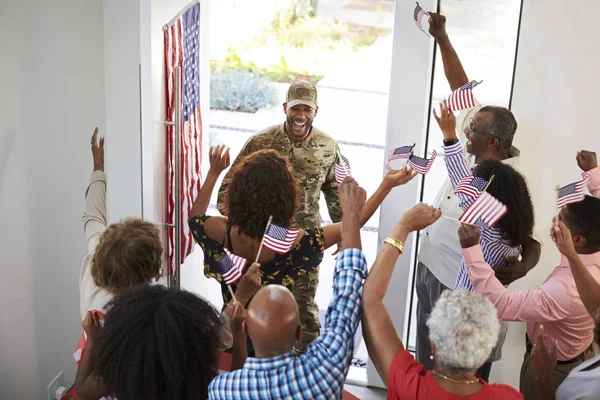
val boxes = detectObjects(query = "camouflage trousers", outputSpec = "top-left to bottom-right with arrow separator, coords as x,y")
292,267 -> 321,355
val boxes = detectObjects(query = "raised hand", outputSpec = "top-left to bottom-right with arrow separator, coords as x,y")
91,127 -> 104,172
382,166 -> 419,190
433,100 -> 457,140
81,311 -> 101,344
235,263 -> 261,306
392,203 -> 442,241
550,221 -> 578,259
338,177 -> 367,217
208,145 -> 231,176
230,301 -> 247,334
457,223 -> 481,248
427,12 -> 448,41
576,150 -> 597,172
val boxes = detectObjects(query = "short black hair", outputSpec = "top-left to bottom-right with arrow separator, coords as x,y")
479,106 -> 518,149
473,160 -> 534,246
96,285 -> 222,400
564,195 -> 600,249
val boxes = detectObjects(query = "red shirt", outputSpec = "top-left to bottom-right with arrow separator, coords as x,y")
387,349 -> 523,400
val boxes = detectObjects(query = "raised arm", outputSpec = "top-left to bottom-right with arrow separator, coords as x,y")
428,13 -> 470,91
75,312 -> 111,400
321,167 -> 418,249
216,138 -> 254,216
553,221 -> 600,318
362,204 -> 441,384
303,179 -> 366,382
83,128 -> 107,253
434,101 -> 474,209
577,150 -> 599,198
190,145 -> 230,220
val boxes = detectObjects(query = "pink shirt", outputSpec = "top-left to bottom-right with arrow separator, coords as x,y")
463,167 -> 600,361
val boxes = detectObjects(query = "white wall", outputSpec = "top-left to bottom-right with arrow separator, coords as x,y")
104,0 -> 144,222
490,0 -> 600,387
0,1 -> 106,397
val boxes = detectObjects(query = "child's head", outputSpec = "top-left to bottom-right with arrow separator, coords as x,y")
96,285 -> 222,400
473,160 -> 534,246
560,195 -> 600,253
91,218 -> 162,294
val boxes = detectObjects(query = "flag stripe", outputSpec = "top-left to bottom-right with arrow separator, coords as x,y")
165,3 -> 203,277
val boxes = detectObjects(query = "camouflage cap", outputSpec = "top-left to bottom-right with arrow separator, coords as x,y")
286,81 -> 318,110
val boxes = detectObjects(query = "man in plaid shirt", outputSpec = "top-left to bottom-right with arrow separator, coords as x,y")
208,178 -> 368,400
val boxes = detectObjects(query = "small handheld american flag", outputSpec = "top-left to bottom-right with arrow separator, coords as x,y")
386,144 -> 414,170
557,178 -> 588,209
335,154 -> 351,183
455,175 -> 488,200
263,223 -> 301,254
459,191 -> 507,227
447,80 -> 481,112
217,249 -> 248,285
408,150 -> 437,174
413,2 -> 430,36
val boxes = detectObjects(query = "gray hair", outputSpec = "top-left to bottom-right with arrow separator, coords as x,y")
479,106 -> 517,149
427,290 -> 500,371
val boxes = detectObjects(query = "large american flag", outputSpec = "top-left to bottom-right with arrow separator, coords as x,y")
413,2 -> 430,36
459,191 -> 507,227
217,249 -> 248,285
455,175 -> 488,200
557,178 -> 588,208
386,145 -> 413,169
263,223 -> 301,254
408,149 -> 437,174
165,2 -> 202,276
335,154 -> 351,183
448,81 -> 479,112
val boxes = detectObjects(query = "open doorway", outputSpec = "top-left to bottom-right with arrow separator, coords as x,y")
206,0 -> 396,386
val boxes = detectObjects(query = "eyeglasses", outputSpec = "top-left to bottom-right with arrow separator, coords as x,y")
467,118 -> 500,142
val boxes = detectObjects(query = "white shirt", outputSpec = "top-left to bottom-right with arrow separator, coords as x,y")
556,354 -> 600,400
417,104 -> 523,288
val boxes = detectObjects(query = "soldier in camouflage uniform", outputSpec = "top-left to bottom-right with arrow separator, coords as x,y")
217,81 -> 342,353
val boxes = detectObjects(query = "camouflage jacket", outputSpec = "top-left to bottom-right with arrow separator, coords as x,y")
217,123 -> 343,228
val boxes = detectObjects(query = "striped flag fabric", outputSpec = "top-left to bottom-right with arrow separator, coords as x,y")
263,223 -> 301,254
165,2 -> 203,276
413,2 -> 430,36
335,154 -> 351,183
386,145 -> 414,169
217,249 -> 248,285
455,175 -> 488,199
408,149 -> 437,174
459,191 -> 507,227
447,81 -> 479,112
557,178 -> 588,208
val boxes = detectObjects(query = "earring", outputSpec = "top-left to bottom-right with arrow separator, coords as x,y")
430,354 -> 434,360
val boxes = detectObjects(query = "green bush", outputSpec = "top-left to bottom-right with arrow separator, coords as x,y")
210,71 -> 277,113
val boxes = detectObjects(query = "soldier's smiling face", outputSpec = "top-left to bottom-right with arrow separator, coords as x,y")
283,103 -> 318,141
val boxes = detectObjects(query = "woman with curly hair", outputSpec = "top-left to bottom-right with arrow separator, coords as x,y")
189,145 -> 416,354
433,100 -> 535,380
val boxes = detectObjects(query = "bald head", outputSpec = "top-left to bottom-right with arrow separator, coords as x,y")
245,285 -> 301,357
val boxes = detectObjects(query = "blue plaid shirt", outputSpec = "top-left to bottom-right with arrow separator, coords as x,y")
208,248 -> 367,400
